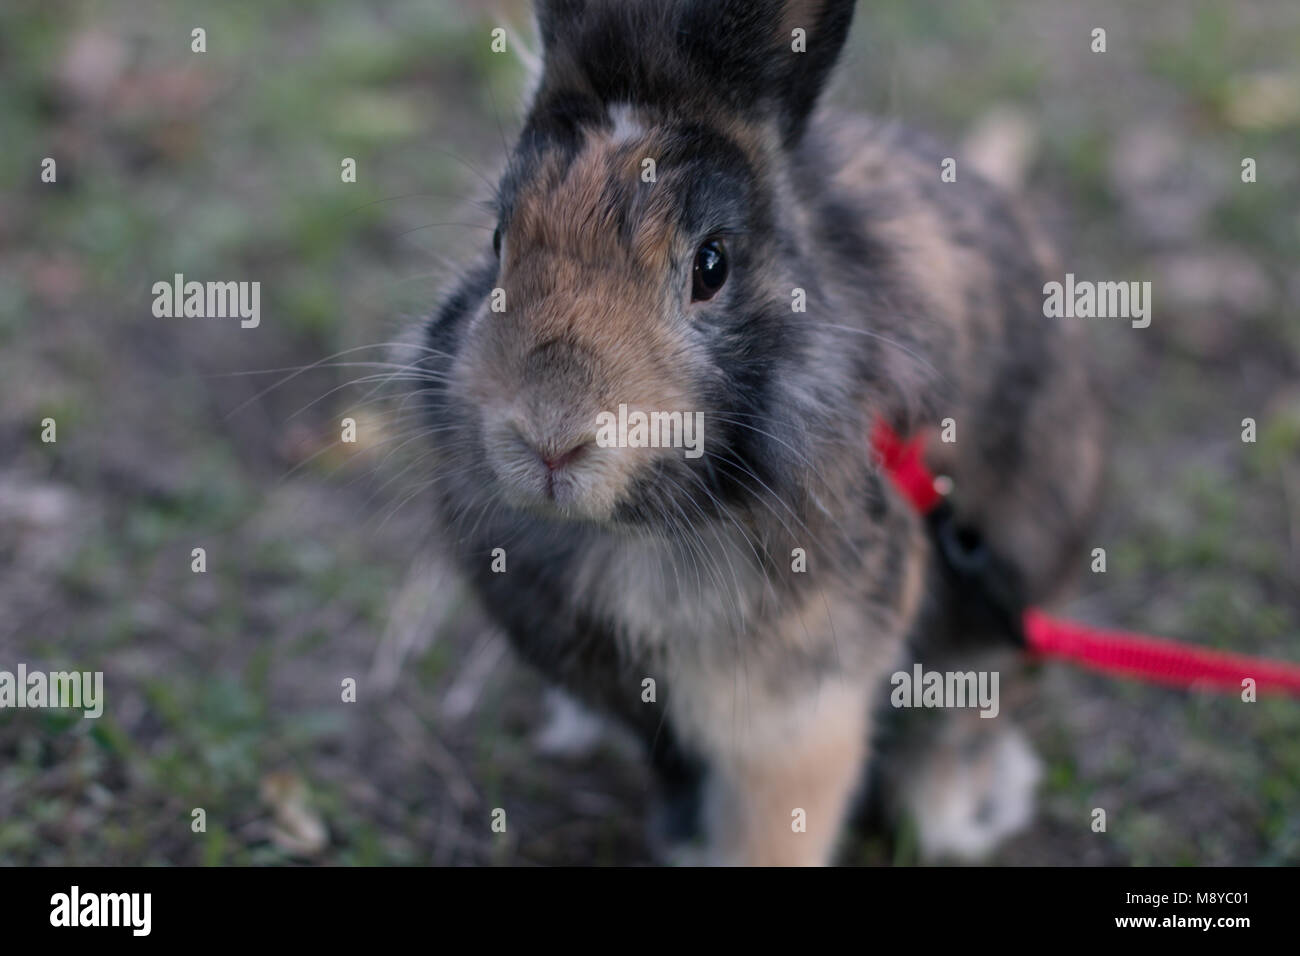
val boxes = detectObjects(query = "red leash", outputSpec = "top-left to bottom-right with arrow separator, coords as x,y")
872,421 -> 1300,698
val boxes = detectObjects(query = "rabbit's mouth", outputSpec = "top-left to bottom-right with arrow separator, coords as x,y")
479,405 -> 706,525
485,420 -> 598,512
479,410 -> 623,521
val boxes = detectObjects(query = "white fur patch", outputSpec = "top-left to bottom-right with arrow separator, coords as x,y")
904,725 -> 1043,861
607,103 -> 645,144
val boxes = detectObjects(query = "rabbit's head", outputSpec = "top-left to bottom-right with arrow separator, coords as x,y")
437,0 -> 869,529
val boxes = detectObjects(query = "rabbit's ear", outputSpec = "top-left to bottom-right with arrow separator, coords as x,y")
530,0 -> 855,148
535,0 -> 587,54
679,0 -> 857,146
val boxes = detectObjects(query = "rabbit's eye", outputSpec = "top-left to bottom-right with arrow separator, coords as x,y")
691,239 -> 728,302
492,225 -> 503,258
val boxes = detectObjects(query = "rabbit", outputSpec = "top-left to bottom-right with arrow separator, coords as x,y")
407,0 -> 1104,865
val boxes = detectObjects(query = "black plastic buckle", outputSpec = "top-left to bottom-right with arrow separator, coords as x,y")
925,499 -> 1027,648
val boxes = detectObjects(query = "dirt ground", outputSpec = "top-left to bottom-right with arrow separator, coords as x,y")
1,0 -> 1297,865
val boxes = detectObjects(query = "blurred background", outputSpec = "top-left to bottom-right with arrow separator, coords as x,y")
1,0 -> 1297,865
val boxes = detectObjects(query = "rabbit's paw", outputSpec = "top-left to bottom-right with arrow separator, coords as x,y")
901,724 -> 1042,861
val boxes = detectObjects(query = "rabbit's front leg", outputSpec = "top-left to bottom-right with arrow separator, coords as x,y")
677,677 -> 876,867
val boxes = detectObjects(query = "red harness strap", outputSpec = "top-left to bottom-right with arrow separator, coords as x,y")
871,421 -> 1300,698
870,418 -> 944,514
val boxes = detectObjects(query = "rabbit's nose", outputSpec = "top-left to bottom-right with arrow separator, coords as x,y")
539,440 -> 591,473
508,421 -> 592,469
505,422 -> 595,488
526,436 -> 594,501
